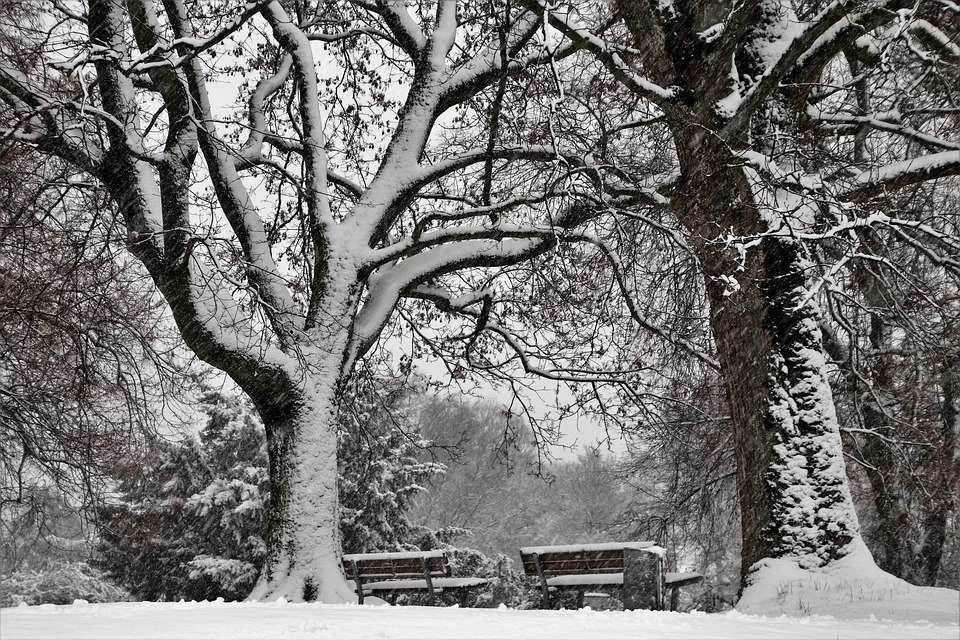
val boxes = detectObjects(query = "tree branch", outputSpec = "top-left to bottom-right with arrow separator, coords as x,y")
843,151 -> 960,203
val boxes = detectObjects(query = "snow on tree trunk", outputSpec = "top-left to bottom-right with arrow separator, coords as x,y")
246,360 -> 354,603
676,156 -> 862,586
756,238 -> 860,568
708,236 -> 862,583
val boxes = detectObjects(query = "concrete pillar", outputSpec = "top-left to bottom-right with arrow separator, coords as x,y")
622,548 -> 665,610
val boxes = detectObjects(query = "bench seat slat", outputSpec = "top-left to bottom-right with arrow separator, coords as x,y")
356,577 -> 490,592
357,578 -> 434,592
665,572 -> 703,588
344,550 -> 445,561
542,571 -> 704,589
433,577 -> 489,589
547,572 -> 624,588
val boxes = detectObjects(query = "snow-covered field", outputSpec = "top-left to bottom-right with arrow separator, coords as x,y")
4,558 -> 958,640
2,596 -> 957,640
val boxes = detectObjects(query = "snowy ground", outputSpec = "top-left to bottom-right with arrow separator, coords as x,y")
3,546 -> 957,640
2,597 -> 957,640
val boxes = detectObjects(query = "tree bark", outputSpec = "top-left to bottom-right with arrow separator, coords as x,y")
708,230 -> 862,584
234,272 -> 360,602
246,372 -> 354,602
672,138 -> 861,585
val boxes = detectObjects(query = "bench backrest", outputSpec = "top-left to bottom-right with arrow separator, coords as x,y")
519,542 -> 656,577
343,550 -> 449,580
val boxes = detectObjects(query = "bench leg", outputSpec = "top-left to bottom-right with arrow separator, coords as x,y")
576,591 -> 584,610
351,560 -> 364,605
532,554 -> 551,609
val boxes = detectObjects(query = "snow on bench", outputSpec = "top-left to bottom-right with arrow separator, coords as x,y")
519,541 -> 703,610
342,550 -> 488,606
344,550 -> 445,562
519,541 -> 659,555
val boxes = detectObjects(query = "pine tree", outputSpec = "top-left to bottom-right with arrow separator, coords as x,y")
338,385 -> 444,554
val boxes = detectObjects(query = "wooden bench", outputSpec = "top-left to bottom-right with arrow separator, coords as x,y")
342,550 -> 488,606
519,541 -> 703,610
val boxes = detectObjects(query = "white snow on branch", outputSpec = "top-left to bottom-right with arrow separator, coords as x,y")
907,18 -> 960,62
444,11 -> 541,95
379,0 -> 427,52
535,3 -> 680,103
808,107 -> 960,151
354,236 -> 547,346
184,253 -> 288,368
850,150 -> 960,189
698,23 -> 725,44
239,55 -> 294,163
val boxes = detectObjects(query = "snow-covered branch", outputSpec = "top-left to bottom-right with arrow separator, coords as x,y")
161,0 -> 301,345
402,144 -> 570,201
363,0 -> 427,59
525,0 -> 680,107
843,151 -> 960,203
0,67 -> 105,174
441,9 -> 543,102
239,55 -> 294,165
351,233 -> 556,359
261,2 -> 340,332
411,194 -> 569,241
721,0 -> 867,136
404,285 -> 646,388
122,1 -> 270,76
786,0 -> 915,90
809,108 -> 960,152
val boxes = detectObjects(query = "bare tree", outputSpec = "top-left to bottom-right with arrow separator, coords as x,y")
0,0 -> 630,601
522,0 -> 960,590
4,0 -> 957,605
0,134 -> 177,571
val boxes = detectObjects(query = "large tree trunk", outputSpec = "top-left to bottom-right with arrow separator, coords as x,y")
243,363 -> 355,603
673,143 -> 862,586
711,232 -> 862,584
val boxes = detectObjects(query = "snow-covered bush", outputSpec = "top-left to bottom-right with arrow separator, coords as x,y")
96,391 -> 267,601
0,561 -> 131,606
445,548 -> 535,609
